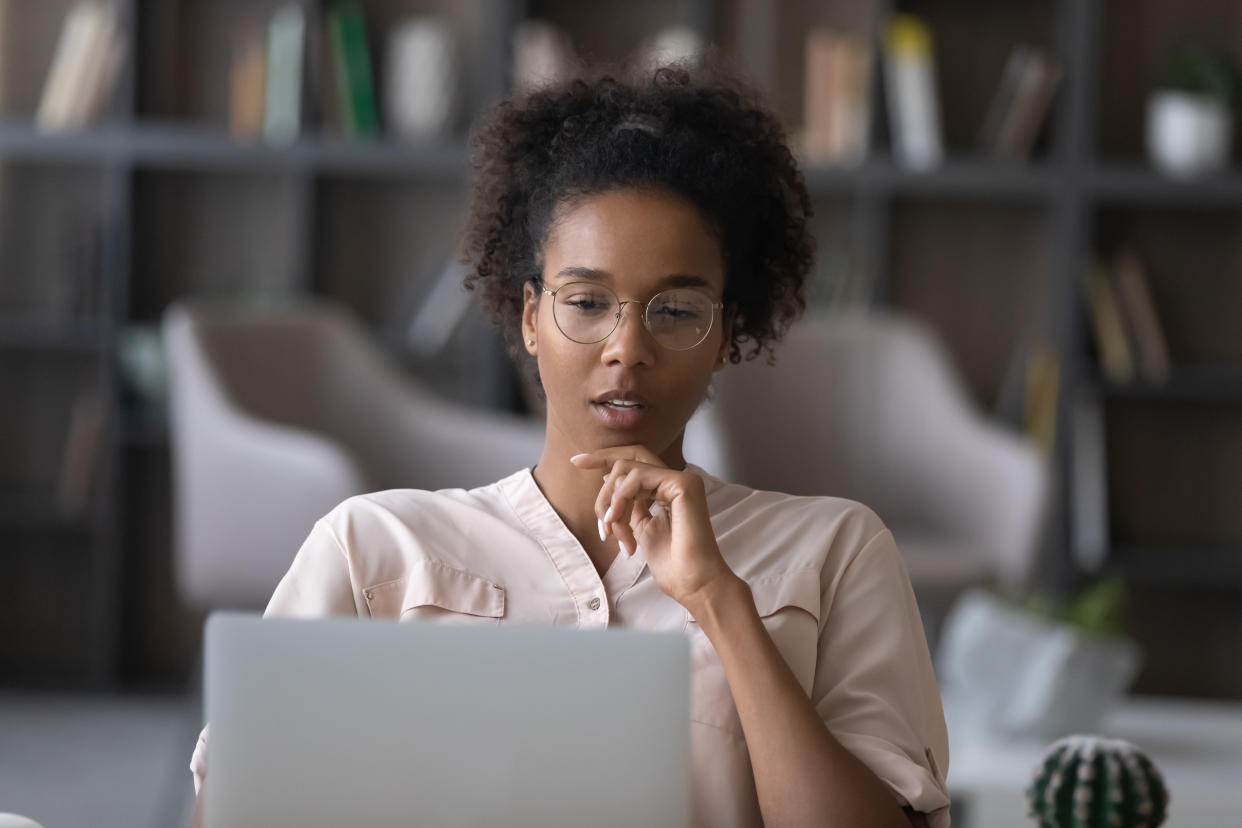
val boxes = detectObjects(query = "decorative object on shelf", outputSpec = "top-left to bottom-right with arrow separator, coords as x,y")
118,324 -> 169,409
264,4 -> 305,147
937,580 -> 1142,739
35,0 -> 126,132
979,45 -> 1062,160
634,24 -> 704,75
801,28 -> 873,167
881,13 -> 943,170
511,19 -> 577,94
1146,42 -> 1239,178
328,2 -> 380,138
385,16 -> 460,141
1027,735 -> 1169,827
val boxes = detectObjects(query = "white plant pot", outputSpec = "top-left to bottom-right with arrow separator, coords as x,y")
1146,90 -> 1234,178
937,589 -> 1142,740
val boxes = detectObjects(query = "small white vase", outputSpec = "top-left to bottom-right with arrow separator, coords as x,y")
385,17 -> 459,141
1146,90 -> 1234,178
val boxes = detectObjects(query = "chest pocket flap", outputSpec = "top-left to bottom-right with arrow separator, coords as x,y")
747,568 -> 821,622
363,560 -> 505,620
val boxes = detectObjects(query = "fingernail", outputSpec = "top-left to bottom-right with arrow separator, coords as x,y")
618,540 -> 629,557
570,453 -> 588,461
603,505 -> 614,524
597,519 -> 606,541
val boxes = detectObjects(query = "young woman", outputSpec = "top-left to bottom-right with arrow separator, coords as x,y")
190,63 -> 951,828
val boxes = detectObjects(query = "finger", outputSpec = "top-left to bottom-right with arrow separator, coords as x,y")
615,499 -> 645,557
595,459 -> 634,539
606,466 -> 648,541
570,444 -> 666,472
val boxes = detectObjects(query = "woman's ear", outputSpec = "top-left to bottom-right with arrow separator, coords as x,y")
521,281 -> 539,356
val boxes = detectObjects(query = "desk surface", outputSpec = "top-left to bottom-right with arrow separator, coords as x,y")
945,694 -> 1242,828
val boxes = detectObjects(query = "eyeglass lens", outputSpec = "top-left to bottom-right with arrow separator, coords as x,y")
551,282 -> 715,350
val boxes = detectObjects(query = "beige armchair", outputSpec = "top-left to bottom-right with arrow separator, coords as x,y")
163,298 -> 544,609
684,309 -> 1050,646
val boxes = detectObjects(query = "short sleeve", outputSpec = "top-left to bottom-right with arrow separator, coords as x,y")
812,527 -> 952,828
263,517 -> 364,618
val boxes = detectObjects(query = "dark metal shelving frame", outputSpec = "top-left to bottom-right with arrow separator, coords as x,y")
3,0 -> 1241,684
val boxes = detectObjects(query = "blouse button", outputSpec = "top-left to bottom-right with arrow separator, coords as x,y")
588,596 -> 602,611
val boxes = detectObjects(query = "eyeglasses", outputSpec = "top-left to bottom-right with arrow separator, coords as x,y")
541,281 -> 724,351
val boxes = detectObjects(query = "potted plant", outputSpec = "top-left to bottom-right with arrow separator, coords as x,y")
1146,42 -> 1239,177
937,577 -> 1142,740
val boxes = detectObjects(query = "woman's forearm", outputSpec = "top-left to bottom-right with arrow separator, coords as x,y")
684,576 -> 912,828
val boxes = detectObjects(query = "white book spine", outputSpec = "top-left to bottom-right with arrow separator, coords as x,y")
36,2 -> 102,131
265,4 -> 305,146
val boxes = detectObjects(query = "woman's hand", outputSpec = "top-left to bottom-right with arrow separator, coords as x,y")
570,446 -> 740,610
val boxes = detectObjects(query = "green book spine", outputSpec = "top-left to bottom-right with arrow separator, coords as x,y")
327,7 -> 357,135
332,3 -> 379,137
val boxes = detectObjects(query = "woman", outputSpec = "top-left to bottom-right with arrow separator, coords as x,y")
191,63 -> 951,828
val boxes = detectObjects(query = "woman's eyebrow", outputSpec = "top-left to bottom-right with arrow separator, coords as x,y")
552,266 -> 715,289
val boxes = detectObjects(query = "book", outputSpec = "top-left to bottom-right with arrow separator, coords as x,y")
979,47 -> 1031,154
1083,259 -> 1135,383
993,49 -> 1063,158
305,6 -> 339,133
881,14 -> 943,170
57,386 -> 107,514
1112,248 -> 1171,384
229,17 -> 267,140
36,2 -> 103,130
328,3 -> 379,138
1023,343 -> 1060,454
802,29 -> 873,166
36,1 -> 122,131
264,4 -> 306,146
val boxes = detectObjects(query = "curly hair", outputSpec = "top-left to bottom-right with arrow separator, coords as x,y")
459,58 -> 815,371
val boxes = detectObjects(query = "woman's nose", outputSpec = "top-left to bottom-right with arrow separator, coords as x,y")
601,303 -> 656,366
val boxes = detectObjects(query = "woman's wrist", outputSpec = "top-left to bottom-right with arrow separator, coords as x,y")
681,572 -> 752,633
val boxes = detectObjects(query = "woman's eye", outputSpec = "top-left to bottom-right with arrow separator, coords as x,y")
565,298 -> 609,313
654,305 -> 697,320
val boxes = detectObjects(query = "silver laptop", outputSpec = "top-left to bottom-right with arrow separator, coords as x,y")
203,612 -> 690,828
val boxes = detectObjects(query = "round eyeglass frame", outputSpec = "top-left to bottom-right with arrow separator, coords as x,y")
541,281 -> 725,351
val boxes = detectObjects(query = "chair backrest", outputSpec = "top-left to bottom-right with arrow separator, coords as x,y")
163,297 -> 544,608
685,309 -> 1048,588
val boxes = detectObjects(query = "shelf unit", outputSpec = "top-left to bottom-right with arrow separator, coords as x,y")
2,0 -> 1240,696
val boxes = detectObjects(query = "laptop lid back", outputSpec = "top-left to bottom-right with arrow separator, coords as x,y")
204,613 -> 689,828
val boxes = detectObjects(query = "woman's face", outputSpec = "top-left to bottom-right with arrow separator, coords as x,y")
521,187 -> 730,463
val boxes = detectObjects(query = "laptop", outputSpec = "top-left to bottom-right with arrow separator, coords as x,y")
203,612 -> 690,828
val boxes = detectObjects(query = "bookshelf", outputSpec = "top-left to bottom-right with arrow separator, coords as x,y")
1,0 -> 1240,697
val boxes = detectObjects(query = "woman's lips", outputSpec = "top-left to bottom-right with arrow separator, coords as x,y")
591,401 -> 649,429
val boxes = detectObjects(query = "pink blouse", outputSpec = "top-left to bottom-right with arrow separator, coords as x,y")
192,463 -> 952,827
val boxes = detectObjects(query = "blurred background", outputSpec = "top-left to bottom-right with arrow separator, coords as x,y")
2,1 -> 1241,826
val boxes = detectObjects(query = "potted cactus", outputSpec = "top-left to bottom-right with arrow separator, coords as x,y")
1147,42 -> 1239,177
937,577 -> 1142,739
1027,735 -> 1170,827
